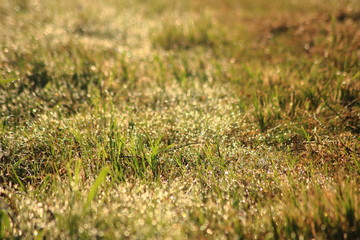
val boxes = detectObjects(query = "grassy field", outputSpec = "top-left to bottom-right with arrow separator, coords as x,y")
0,0 -> 359,239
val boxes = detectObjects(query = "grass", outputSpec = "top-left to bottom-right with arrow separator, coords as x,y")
0,0 -> 359,239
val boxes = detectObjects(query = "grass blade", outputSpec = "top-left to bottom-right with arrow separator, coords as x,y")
0,78 -> 16,84
84,166 -> 110,210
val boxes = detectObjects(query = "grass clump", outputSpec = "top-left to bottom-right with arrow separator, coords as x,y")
151,17 -> 229,50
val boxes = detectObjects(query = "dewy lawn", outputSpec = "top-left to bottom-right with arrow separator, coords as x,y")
0,0 -> 359,239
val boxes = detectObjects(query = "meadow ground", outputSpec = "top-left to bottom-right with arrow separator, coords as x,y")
0,0 -> 359,239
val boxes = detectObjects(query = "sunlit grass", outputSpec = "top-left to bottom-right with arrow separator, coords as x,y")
0,0 -> 359,239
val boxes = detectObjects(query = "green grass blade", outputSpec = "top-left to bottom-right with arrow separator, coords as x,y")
0,78 -> 16,84
84,166 -> 110,210
0,210 -> 11,239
